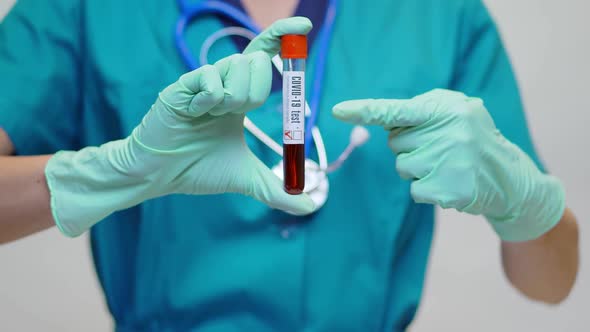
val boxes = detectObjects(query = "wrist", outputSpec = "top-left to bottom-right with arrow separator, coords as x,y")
46,139 -> 156,237
487,173 -> 566,242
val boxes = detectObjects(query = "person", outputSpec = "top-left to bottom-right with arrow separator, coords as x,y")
0,0 -> 579,331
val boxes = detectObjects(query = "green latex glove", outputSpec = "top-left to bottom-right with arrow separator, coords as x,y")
333,89 -> 566,242
45,17 -> 314,237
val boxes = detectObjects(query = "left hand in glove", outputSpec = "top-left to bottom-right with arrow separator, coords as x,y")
45,17 -> 315,237
332,89 -> 565,242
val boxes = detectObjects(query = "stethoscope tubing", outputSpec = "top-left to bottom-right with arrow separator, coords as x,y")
304,0 -> 338,156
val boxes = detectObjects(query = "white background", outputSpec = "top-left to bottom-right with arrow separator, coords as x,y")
0,0 -> 588,331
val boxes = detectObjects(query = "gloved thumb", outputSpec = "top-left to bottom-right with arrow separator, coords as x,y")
238,154 -> 315,215
243,17 -> 313,57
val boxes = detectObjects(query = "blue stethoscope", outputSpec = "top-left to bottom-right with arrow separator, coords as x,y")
174,0 -> 370,210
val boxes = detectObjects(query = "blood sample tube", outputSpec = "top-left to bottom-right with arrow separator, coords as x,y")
281,34 -> 306,195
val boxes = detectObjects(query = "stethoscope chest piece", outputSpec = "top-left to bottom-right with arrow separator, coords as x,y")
272,159 -> 329,213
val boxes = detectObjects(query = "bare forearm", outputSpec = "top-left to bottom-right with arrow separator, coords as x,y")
1,128 -> 55,243
0,128 -> 13,155
0,153 -> 55,244
502,207 -> 579,304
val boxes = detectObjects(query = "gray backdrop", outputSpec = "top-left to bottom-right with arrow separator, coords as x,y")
0,0 -> 588,331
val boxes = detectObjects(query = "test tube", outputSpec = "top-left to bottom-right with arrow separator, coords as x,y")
281,35 -> 307,195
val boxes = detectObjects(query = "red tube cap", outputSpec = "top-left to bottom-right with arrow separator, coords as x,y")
281,34 -> 307,59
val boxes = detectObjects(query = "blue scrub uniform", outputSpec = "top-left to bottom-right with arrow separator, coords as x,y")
0,0 -> 545,331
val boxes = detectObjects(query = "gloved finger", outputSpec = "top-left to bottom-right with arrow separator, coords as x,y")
243,17 -> 313,57
410,165 -> 474,210
133,65 -> 225,152
332,99 -> 432,129
232,50 -> 272,114
388,127 -> 421,154
209,54 -> 251,116
160,65 -> 224,117
410,175 -> 445,207
395,151 -> 433,180
236,154 -> 315,215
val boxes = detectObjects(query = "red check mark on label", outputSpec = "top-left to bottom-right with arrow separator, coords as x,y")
284,131 -> 292,140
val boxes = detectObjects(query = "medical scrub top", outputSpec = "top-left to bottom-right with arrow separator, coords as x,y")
0,0 -> 545,331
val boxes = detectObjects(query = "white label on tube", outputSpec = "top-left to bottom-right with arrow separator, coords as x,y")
283,71 -> 305,145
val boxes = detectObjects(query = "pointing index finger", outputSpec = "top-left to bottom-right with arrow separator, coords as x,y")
332,99 -> 431,129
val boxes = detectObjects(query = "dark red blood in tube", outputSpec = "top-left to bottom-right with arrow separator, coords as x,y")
283,144 -> 305,194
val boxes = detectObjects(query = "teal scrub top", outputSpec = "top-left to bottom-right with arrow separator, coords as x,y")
0,0 -> 545,331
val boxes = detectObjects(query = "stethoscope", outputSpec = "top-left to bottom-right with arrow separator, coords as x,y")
175,0 -> 370,211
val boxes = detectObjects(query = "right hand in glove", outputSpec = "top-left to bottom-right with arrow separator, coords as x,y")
45,17 -> 314,237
